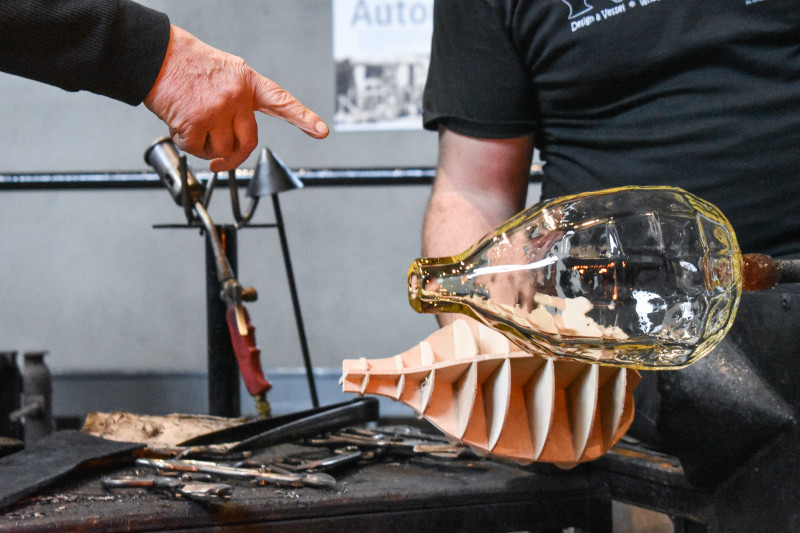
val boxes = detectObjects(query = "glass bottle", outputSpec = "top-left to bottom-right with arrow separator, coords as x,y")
408,186 -> 742,369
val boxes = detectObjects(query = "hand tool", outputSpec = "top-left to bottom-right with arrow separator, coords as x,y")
271,447 -> 363,472
136,458 -> 336,488
145,138 -> 270,415
179,397 -> 379,452
102,475 -> 232,502
306,425 -> 474,459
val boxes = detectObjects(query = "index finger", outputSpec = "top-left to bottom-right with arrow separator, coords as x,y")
251,73 -> 329,139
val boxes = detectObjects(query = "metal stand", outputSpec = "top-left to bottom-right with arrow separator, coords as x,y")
148,141 -> 319,415
272,193 -> 319,408
205,225 -> 241,417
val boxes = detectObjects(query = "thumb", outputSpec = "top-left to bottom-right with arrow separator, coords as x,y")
251,72 -> 329,139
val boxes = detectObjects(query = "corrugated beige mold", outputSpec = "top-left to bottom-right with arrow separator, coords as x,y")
342,319 -> 640,466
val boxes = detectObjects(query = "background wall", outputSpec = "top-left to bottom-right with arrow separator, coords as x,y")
0,0 -> 540,417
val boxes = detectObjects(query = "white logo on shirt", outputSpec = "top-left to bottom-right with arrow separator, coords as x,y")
564,0 -> 662,32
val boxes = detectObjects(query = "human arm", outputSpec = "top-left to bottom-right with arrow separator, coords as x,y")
423,127 -> 535,326
0,0 -> 169,104
0,0 -> 328,172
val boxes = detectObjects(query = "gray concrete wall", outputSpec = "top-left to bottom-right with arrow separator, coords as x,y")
0,184 -> 441,373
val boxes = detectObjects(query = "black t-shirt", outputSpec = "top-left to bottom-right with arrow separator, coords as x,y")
423,0 -> 800,257
0,0 -> 170,105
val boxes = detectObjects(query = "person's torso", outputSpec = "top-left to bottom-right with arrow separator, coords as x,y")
495,0 -> 800,255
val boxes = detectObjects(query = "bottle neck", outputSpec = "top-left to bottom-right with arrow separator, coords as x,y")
408,258 -> 475,316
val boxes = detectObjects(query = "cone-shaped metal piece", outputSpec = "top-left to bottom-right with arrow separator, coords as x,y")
247,148 -> 303,197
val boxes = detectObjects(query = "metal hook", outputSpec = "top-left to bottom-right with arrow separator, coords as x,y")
228,170 -> 260,227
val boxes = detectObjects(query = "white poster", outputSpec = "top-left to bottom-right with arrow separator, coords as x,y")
332,0 -> 434,131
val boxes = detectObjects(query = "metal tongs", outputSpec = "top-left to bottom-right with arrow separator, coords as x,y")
144,138 -> 273,414
307,425 -> 473,459
179,398 -> 380,452
102,474 -> 233,503
136,458 -> 336,488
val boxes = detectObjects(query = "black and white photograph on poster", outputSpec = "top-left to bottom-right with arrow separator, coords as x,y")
333,0 -> 433,131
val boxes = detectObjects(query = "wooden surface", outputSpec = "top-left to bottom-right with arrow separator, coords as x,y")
0,442 -> 611,532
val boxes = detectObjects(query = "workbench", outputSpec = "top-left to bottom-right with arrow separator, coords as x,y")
0,438 -> 612,532
4,423 -> 799,532
5,283 -> 800,532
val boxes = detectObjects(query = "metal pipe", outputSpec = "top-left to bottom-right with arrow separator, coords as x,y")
194,202 -> 235,284
778,259 -> 800,284
227,170 -> 259,226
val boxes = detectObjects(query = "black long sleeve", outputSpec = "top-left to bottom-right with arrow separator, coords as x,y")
0,0 -> 171,105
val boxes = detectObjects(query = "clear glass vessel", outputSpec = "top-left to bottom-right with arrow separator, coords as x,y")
408,186 -> 742,369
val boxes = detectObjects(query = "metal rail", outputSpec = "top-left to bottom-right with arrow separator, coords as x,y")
0,169 -> 438,189
0,167 -> 544,189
